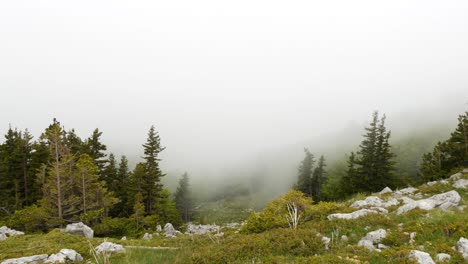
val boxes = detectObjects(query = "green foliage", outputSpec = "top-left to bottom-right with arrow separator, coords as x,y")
306,201 -> 346,221
174,172 -> 194,222
294,148 -> 315,197
7,205 -> 50,233
242,190 -> 313,233
93,217 -> 140,238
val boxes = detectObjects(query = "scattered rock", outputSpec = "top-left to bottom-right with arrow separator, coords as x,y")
224,223 -> 241,229
396,190 -> 461,214
1,254 -> 48,264
457,237 -> 468,260
394,187 -> 418,196
369,207 -> 388,214
400,197 -> 415,204
327,209 -> 380,220
214,232 -> 224,237
64,222 -> 93,238
186,223 -> 220,235
463,169 -> 468,173
408,250 -> 435,264
378,243 -> 389,249
95,242 -> 125,254
362,229 -> 387,243
379,187 -> 392,194
164,223 -> 177,238
449,172 -> 462,181
321,236 -> 331,250
45,249 -> 83,263
341,235 -> 348,242
121,236 -> 127,240
453,179 -> 468,189
0,233 -> 6,241
351,196 -> 399,209
435,253 -> 451,262
142,233 -> 153,240
0,226 -> 25,241
358,239 -> 375,251
156,225 -> 162,232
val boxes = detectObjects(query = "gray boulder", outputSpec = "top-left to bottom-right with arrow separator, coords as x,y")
321,236 -> 330,250
142,233 -> 152,240
379,187 -> 392,194
95,242 -> 125,254
408,250 -> 435,264
186,223 -> 220,235
358,239 -> 375,251
0,233 -> 6,241
362,229 -> 387,243
45,249 -> 83,263
0,226 -> 25,238
457,237 -> 468,260
156,225 -> 162,232
453,179 -> 468,189
449,172 -> 462,180
351,196 -> 399,209
1,255 -> 48,264
394,187 -> 418,196
64,222 -> 93,238
164,223 -> 177,238
396,190 -> 461,214
435,253 -> 451,262
327,209 -> 379,220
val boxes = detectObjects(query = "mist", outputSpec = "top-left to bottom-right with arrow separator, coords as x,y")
1,1 -> 467,200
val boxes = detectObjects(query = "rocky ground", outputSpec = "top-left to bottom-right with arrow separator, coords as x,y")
1,169 -> 467,263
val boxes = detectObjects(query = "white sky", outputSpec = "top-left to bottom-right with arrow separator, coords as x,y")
0,0 -> 467,174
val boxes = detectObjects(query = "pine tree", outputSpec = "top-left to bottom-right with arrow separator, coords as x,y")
109,155 -> 130,217
174,172 -> 193,222
419,112 -> 467,180
374,114 -> 396,189
311,155 -> 326,201
102,153 -> 118,189
294,148 -> 315,197
142,125 -> 166,215
84,128 -> 107,176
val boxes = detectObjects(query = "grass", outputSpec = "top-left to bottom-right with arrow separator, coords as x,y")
1,171 -> 467,263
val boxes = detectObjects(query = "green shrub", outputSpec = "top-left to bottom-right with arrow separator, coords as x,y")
93,217 -> 140,238
7,205 -> 50,233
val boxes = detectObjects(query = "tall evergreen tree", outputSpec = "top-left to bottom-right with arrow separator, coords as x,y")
109,155 -> 130,217
84,128 -> 107,176
174,172 -> 194,222
311,155 -> 326,201
142,125 -> 165,215
294,148 -> 314,197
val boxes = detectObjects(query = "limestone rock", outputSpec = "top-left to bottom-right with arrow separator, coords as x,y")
457,237 -> 468,260
156,225 -> 162,232
410,232 -> 416,245
327,209 -> 379,220
341,235 -> 348,242
321,236 -> 331,250
396,190 -> 461,214
1,255 -> 48,264
463,169 -> 468,173
0,226 -> 25,237
435,253 -> 451,262
0,233 -> 6,241
95,242 -> 125,254
186,223 -> 220,235
449,172 -> 462,181
362,229 -> 387,243
45,249 -> 83,263
408,250 -> 435,264
64,222 -> 93,238
379,187 -> 392,195
358,239 -> 375,251
378,243 -> 389,249
164,223 -> 177,238
394,187 -> 418,196
351,196 -> 399,209
142,233 -> 152,240
453,179 -> 468,189
121,236 -> 127,240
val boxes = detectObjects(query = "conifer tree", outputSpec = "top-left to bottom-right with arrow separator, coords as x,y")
142,125 -> 165,215
311,155 -> 326,201
84,128 -> 107,176
294,148 -> 314,197
174,172 -> 194,222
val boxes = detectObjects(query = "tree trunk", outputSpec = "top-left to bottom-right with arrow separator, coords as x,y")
55,141 -> 63,224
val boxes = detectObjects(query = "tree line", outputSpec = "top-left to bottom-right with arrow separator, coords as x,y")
0,119 -> 193,234
294,111 -> 468,201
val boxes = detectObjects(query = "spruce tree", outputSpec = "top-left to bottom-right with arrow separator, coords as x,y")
84,128 -> 107,176
294,148 -> 314,197
142,125 -> 165,215
174,172 -> 193,222
311,155 -> 326,201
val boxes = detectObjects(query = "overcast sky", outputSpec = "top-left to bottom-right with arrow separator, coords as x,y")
0,0 -> 467,175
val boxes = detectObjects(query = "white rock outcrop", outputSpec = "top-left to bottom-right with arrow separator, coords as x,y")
351,196 -> 399,209
45,249 -> 83,263
435,253 -> 451,262
394,187 -> 418,196
64,222 -> 93,238
408,250 -> 435,264
0,226 -> 25,239
95,242 -> 125,254
379,187 -> 392,194
186,223 -> 220,235
457,237 -> 468,260
1,254 -> 48,264
327,209 -> 380,220
396,190 -> 461,214
164,223 -> 177,238
156,225 -> 162,232
321,236 -> 331,250
0,233 -> 7,241
449,172 -> 462,181
357,229 -> 387,252
142,233 -> 152,240
453,179 -> 468,189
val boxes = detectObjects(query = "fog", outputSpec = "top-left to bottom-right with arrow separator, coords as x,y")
0,1 -> 467,194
